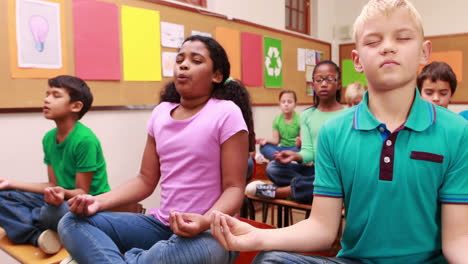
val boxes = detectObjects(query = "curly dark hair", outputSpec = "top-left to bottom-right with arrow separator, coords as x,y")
311,60 -> 342,107
48,75 -> 93,119
160,35 -> 254,151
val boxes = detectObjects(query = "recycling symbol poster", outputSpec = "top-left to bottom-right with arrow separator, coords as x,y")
263,37 -> 282,88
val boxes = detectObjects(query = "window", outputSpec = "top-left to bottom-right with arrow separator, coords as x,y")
175,0 -> 206,7
285,0 -> 310,34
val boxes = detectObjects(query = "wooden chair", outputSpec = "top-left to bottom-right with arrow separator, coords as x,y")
0,203 -> 145,264
245,194 -> 312,227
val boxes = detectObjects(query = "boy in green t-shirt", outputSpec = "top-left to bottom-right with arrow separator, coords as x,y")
0,75 -> 110,254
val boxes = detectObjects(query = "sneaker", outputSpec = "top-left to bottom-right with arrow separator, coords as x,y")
60,256 -> 78,264
245,180 -> 277,198
37,229 -> 62,254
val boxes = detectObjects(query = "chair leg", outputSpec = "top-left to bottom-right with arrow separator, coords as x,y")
248,198 -> 256,220
277,205 -> 283,228
262,203 -> 269,223
240,197 -> 248,218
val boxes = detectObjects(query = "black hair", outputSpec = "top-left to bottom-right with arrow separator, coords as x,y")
417,61 -> 457,94
279,89 -> 297,102
159,35 -> 254,151
48,75 -> 93,119
311,60 -> 342,107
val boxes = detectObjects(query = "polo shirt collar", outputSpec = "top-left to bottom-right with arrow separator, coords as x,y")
353,88 -> 436,132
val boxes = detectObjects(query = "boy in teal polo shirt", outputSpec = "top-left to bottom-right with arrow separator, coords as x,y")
210,0 -> 468,263
0,75 -> 110,254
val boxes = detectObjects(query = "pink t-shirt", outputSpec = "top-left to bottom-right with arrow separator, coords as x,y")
147,98 -> 247,225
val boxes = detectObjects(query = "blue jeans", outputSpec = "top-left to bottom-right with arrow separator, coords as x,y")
260,144 -> 300,161
58,211 -> 239,264
253,251 -> 363,264
266,161 -> 315,203
0,190 -> 69,246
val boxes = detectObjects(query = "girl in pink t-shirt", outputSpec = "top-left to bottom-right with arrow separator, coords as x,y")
58,36 -> 253,264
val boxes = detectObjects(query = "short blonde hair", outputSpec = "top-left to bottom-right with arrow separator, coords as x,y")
345,82 -> 366,103
353,0 -> 423,42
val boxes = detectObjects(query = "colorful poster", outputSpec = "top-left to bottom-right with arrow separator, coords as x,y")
16,0 -> 62,69
306,82 -> 314,96
421,50 -> 463,82
305,65 -> 314,82
305,49 -> 316,66
73,0 -> 121,80
264,37 -> 282,88
297,48 -> 305,72
121,5 -> 161,81
342,59 -> 367,87
9,0 -> 68,78
160,21 -> 184,48
315,50 -> 324,64
241,32 -> 263,86
215,27 -> 241,79
162,51 -> 177,77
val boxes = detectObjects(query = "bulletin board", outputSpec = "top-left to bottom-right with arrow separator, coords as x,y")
0,0 -> 331,111
339,33 -> 468,104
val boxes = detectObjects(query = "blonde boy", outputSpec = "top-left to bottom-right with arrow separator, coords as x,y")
344,81 -> 366,107
210,1 -> 468,263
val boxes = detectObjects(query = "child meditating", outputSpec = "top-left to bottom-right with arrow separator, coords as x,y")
417,61 -> 457,109
248,60 -> 347,204
256,89 -> 300,161
211,0 -> 468,263
0,75 -> 110,255
57,35 -> 253,264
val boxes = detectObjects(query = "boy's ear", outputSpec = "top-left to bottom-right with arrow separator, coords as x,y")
212,69 -> 223,84
419,40 -> 432,65
70,101 -> 83,115
352,49 -> 364,73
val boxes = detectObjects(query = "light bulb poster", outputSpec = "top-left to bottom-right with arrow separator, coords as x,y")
15,0 -> 63,69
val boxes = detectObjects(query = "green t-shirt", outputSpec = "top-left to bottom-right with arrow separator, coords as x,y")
298,107 -> 347,164
43,121 -> 110,195
273,112 -> 301,147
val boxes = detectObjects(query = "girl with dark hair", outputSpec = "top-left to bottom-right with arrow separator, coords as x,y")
247,60 -> 347,204
57,35 -> 251,264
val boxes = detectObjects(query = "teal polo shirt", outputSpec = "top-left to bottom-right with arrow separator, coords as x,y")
313,89 -> 468,264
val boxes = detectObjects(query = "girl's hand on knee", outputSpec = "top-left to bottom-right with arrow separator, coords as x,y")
44,186 -> 65,206
256,138 -> 267,146
169,210 -> 209,238
274,150 -> 297,164
68,194 -> 100,216
210,211 -> 261,251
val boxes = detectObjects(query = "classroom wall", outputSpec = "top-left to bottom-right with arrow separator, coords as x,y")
1,0 -> 467,207
1,0 -> 467,263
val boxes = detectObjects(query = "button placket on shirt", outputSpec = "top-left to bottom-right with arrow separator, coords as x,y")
379,126 -> 404,181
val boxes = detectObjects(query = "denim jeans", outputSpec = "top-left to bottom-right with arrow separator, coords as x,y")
252,251 -> 364,264
266,161 -> 315,203
260,144 -> 300,161
0,190 -> 69,246
58,211 -> 239,264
